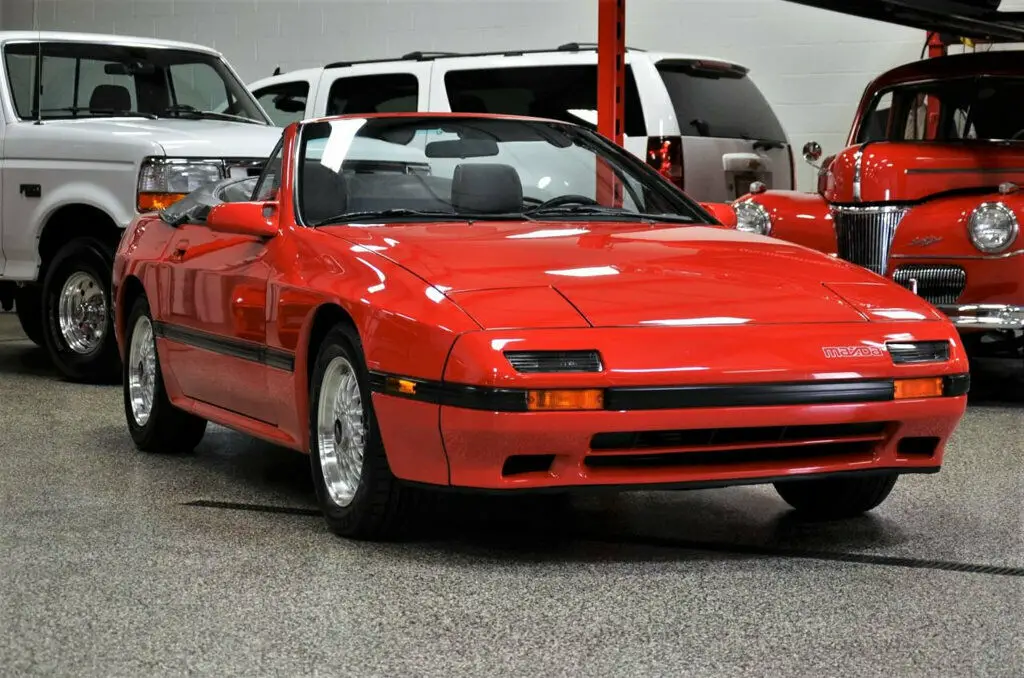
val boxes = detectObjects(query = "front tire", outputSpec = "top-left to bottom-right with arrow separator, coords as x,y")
123,295 -> 207,454
41,237 -> 121,383
774,472 -> 898,519
308,323 -> 422,540
14,284 -> 44,346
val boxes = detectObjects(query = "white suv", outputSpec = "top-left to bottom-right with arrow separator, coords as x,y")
247,44 -> 795,204
0,31 -> 282,382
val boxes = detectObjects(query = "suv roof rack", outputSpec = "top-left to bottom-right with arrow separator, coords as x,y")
321,44 -> 645,70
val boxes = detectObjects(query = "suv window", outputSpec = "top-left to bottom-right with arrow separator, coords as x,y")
655,60 -> 786,142
444,65 -> 646,136
858,77 -> 1024,143
254,81 -> 309,126
325,73 -> 418,115
3,41 -> 267,122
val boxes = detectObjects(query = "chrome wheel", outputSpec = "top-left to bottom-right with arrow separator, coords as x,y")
316,356 -> 367,507
127,315 -> 158,427
57,271 -> 107,354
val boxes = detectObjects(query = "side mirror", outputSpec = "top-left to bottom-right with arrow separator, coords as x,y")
207,201 -> 279,238
802,141 -> 823,166
700,202 -> 737,227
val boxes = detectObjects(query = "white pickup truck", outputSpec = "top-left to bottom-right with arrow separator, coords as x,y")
0,31 -> 282,382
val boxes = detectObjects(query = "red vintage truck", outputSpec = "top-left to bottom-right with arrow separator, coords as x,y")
732,48 -> 1024,362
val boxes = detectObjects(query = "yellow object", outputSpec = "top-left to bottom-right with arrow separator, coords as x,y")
527,389 -> 604,411
894,377 -> 944,400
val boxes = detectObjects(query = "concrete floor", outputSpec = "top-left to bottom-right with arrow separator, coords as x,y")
1,312 -> 1022,677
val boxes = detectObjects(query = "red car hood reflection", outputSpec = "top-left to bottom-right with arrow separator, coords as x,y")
323,221 -> 919,327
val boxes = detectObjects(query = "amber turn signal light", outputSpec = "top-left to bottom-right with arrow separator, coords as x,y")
526,389 -> 604,411
137,192 -> 188,212
893,377 -> 944,400
385,377 -> 418,395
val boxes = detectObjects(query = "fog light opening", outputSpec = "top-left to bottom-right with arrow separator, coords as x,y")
502,454 -> 556,477
897,436 -> 940,458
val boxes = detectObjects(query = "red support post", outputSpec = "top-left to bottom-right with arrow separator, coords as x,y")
597,0 -> 626,147
597,0 -> 626,207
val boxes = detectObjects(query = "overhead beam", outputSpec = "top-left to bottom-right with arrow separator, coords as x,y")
784,0 -> 1024,42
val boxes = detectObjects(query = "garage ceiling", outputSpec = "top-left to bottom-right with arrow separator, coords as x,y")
783,0 -> 1024,41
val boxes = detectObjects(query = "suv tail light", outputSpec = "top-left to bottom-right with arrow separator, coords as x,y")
646,136 -> 684,191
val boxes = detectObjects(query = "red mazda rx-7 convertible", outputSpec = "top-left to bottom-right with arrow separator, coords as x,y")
113,112 -> 970,540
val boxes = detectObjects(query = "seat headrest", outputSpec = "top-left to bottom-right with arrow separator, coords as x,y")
301,162 -> 347,224
450,163 -> 523,214
89,84 -> 132,112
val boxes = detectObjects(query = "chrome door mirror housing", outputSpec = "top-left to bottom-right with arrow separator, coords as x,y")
802,141 -> 823,166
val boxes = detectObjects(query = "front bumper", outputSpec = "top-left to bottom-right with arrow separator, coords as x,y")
371,376 -> 969,491
936,303 -> 1024,330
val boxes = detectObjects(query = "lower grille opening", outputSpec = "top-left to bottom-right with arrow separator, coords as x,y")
897,436 -> 940,458
591,422 -> 888,452
892,265 -> 966,306
584,441 -> 875,470
502,454 -> 555,476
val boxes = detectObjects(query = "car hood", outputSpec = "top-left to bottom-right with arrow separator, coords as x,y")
43,117 -> 281,158
325,221 -> 944,329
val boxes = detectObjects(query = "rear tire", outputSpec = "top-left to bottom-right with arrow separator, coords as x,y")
41,237 -> 121,383
14,284 -> 44,346
123,295 -> 207,454
774,473 -> 898,519
308,323 -> 424,540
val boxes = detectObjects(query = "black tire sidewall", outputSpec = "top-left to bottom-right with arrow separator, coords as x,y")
14,284 -> 44,346
41,237 -> 120,382
308,325 -> 387,530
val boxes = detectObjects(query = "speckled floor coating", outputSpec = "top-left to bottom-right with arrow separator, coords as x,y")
1,313 -> 1022,676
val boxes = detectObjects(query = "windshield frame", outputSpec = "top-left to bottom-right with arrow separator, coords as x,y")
854,74 -> 1024,145
1,38 -> 273,124
289,115 -> 716,228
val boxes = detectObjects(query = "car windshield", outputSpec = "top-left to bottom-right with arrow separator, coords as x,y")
857,76 -> 1024,144
294,116 -> 710,226
3,41 -> 269,123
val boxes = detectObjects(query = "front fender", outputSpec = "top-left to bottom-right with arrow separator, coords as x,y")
736,190 -> 836,255
892,193 -> 1024,257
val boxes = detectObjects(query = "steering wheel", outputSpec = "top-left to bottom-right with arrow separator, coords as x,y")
525,194 -> 601,211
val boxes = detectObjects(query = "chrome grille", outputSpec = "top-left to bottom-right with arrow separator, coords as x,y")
832,206 -> 910,276
892,265 -> 966,306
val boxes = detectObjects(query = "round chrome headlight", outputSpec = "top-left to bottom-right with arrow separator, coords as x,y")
968,202 -> 1018,253
733,200 -> 771,235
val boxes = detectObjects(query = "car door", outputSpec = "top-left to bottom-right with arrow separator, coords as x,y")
157,148 -> 282,425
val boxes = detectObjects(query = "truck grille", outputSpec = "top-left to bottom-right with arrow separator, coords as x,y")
892,265 -> 966,306
832,205 -> 910,276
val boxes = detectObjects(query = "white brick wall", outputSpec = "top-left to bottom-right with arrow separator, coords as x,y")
2,0 -> 1021,191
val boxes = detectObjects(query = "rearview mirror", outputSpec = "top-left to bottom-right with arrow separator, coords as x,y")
273,94 -> 306,113
206,201 -> 279,238
425,138 -> 499,158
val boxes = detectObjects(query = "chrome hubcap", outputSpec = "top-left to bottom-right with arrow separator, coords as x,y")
317,356 -> 366,507
127,315 -> 158,426
58,271 -> 107,354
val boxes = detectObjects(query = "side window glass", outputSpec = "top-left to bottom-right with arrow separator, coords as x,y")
858,91 -> 892,143
254,81 -> 309,126
169,62 -> 229,111
324,73 -> 419,116
253,138 -> 285,201
444,65 -> 647,137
